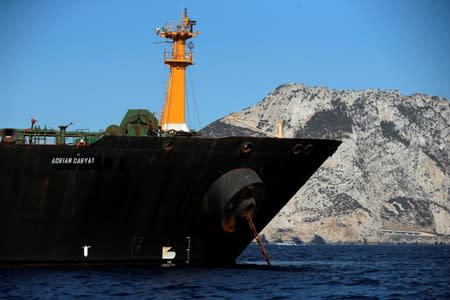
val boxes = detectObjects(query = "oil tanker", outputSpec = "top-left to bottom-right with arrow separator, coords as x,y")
0,10 -> 340,266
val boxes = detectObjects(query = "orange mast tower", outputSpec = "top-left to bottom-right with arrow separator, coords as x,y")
156,9 -> 199,132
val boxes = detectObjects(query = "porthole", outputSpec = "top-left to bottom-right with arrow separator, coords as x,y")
304,144 -> 313,156
240,141 -> 253,154
163,141 -> 174,152
292,144 -> 303,155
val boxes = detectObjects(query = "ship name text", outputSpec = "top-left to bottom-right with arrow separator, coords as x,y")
51,157 -> 95,165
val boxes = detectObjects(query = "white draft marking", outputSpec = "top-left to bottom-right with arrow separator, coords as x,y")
82,245 -> 91,257
162,246 -> 176,260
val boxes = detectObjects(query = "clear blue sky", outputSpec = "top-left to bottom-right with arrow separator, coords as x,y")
1,0 -> 449,131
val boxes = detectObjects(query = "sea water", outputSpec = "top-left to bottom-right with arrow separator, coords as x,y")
1,244 -> 449,299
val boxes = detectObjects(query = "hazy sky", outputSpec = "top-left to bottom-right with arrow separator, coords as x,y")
1,0 -> 449,131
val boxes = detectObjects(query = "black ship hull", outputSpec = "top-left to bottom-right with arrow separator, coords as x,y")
0,136 -> 340,266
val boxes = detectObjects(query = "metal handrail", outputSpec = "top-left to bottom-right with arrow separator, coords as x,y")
164,51 -> 193,63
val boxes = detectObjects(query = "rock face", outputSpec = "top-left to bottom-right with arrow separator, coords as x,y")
201,83 -> 450,244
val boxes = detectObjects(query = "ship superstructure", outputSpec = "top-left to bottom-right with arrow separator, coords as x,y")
157,9 -> 199,132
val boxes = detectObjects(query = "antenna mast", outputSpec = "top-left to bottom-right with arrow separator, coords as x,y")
156,8 -> 199,132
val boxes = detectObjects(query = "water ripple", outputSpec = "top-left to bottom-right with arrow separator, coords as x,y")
0,245 -> 449,299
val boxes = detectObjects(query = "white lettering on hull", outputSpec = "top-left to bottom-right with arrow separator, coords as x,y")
82,245 -> 91,257
51,157 -> 95,165
162,246 -> 176,260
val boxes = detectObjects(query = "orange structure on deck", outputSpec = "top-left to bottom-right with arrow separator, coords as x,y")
157,9 -> 199,132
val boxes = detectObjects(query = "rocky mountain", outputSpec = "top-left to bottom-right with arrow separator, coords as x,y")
201,83 -> 450,244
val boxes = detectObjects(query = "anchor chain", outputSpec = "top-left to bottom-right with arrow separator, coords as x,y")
244,211 -> 271,265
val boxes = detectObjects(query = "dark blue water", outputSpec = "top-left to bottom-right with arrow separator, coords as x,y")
1,245 -> 449,299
